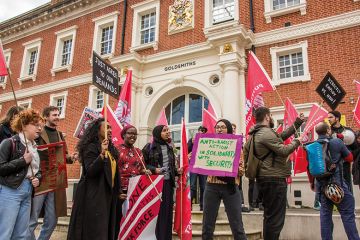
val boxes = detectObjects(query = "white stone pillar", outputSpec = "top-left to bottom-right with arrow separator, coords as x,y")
238,69 -> 246,134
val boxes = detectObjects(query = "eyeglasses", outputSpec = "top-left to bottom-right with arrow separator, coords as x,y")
30,123 -> 42,128
215,125 -> 227,130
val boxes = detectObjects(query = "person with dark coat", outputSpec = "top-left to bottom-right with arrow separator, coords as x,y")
142,125 -> 182,240
67,118 -> 120,240
0,106 -> 23,143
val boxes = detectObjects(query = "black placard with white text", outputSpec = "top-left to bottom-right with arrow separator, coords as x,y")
315,72 -> 346,110
92,51 -> 119,99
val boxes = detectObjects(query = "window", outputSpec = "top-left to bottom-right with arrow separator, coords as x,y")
130,0 -> 160,52
140,12 -> 156,44
92,12 -> 119,58
204,0 -> 239,29
88,85 -> 107,112
51,26 -> 77,76
164,94 -> 209,147
264,0 -> 306,23
50,91 -> 68,118
0,49 -> 11,89
19,38 -> 42,84
270,41 -> 310,86
212,0 -> 235,24
18,99 -> 32,109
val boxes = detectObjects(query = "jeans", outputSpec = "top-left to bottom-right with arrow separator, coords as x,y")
320,183 -> 360,240
0,179 -> 33,240
257,177 -> 287,240
190,173 -> 206,209
29,192 -> 58,240
202,183 -> 247,240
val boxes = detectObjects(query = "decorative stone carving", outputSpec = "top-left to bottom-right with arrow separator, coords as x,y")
222,43 -> 233,53
168,0 -> 194,35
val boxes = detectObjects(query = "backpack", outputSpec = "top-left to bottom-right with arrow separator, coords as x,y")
305,140 -> 335,179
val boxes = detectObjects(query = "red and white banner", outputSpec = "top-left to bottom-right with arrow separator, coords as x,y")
207,102 -> 217,119
102,104 -> 123,145
302,104 -> 328,140
283,98 -> 300,161
202,108 -> 217,134
156,107 -> 168,126
245,51 -> 276,135
354,98 -> 360,129
114,70 -> 132,126
173,119 -> 192,240
354,80 -> 360,96
119,175 -> 164,240
0,40 -> 8,77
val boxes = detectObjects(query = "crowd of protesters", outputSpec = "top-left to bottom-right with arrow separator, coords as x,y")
0,105 -> 360,240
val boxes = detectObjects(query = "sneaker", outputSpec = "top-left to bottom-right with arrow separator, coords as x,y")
313,201 -> 321,211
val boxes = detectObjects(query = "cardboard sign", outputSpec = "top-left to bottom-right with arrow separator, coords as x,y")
35,142 -> 68,196
316,72 -> 346,110
92,51 -> 119,99
189,133 -> 243,177
73,107 -> 100,139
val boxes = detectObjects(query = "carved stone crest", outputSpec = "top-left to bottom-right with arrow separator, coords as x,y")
168,0 -> 194,35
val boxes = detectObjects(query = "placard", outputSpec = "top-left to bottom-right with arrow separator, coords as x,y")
92,51 -> 119,99
189,133 -> 243,177
316,72 -> 346,110
35,142 -> 68,196
73,107 -> 100,139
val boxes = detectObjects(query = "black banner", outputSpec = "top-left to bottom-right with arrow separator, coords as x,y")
92,51 -> 119,99
315,72 -> 346,110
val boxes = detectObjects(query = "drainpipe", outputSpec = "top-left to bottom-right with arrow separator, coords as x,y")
120,0 -> 127,55
249,0 -> 255,53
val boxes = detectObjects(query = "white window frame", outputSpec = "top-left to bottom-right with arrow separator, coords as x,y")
0,48 -> 12,90
130,0 -> 160,52
18,98 -> 32,109
88,85 -> 108,112
92,11 -> 119,59
51,26 -> 78,76
264,0 -> 306,23
49,91 -> 68,119
204,0 -> 239,29
270,41 -> 310,86
18,38 -> 42,84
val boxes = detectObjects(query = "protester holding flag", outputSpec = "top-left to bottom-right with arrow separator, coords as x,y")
202,119 -> 247,240
0,109 -> 42,240
142,125 -> 182,240
67,118 -> 120,240
0,106 -> 24,143
114,124 -> 151,239
244,107 -> 304,240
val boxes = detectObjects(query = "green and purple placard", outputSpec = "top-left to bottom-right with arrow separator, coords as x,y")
189,133 -> 243,177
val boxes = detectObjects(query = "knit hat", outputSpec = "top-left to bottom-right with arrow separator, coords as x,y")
215,119 -> 233,134
121,124 -> 136,139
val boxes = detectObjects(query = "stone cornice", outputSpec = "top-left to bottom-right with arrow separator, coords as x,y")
0,0 -> 122,44
255,10 -> 360,47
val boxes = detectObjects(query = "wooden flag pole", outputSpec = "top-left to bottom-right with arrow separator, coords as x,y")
7,67 -> 18,106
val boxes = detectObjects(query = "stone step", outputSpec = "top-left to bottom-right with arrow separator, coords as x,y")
173,229 -> 262,240
191,219 -> 230,232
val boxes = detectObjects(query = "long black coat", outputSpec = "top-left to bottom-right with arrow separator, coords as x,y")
67,142 -> 120,240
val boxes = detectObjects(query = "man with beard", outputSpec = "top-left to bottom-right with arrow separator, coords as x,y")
29,106 -> 77,240
328,111 -> 357,193
244,107 -> 304,240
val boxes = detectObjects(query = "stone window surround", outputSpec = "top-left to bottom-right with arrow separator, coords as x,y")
204,0 -> 240,29
130,0 -> 160,52
18,98 -> 33,109
92,11 -> 119,59
88,85 -> 108,111
49,90 -> 68,119
270,40 -> 310,86
264,0 -> 307,23
51,25 -> 78,76
18,38 -> 42,85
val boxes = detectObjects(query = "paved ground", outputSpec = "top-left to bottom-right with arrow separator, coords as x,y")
34,230 -> 68,240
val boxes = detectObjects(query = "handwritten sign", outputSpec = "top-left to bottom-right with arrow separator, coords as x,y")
316,72 -> 346,110
189,133 -> 243,177
73,107 -> 100,139
35,142 -> 68,196
92,51 -> 119,99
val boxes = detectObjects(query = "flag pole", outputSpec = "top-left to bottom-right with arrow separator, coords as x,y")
7,67 -> 18,106
104,94 -> 108,158
134,149 -> 162,202
301,101 -> 325,138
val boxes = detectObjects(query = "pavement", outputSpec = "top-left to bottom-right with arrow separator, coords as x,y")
34,230 -> 68,240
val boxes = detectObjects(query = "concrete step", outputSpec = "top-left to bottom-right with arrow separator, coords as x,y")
173,229 -> 262,240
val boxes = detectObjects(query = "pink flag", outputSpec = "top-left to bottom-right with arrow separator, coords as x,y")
245,51 -> 276,135
114,70 -> 132,126
156,108 -> 168,126
302,104 -> 328,139
354,80 -> 360,96
102,104 -> 123,146
173,119 -> 192,240
283,98 -> 300,161
207,102 -> 217,118
0,40 -> 8,77
354,98 -> 360,129
202,108 -> 217,134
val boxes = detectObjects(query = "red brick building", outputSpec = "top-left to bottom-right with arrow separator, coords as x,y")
0,0 -> 359,206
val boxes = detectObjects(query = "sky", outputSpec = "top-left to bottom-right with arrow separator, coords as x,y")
0,0 -> 50,22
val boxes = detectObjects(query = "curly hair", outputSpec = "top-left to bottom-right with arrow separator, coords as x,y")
76,118 -> 119,163
11,108 -> 43,133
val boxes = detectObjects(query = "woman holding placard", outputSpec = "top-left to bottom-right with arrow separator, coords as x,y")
202,119 -> 247,240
